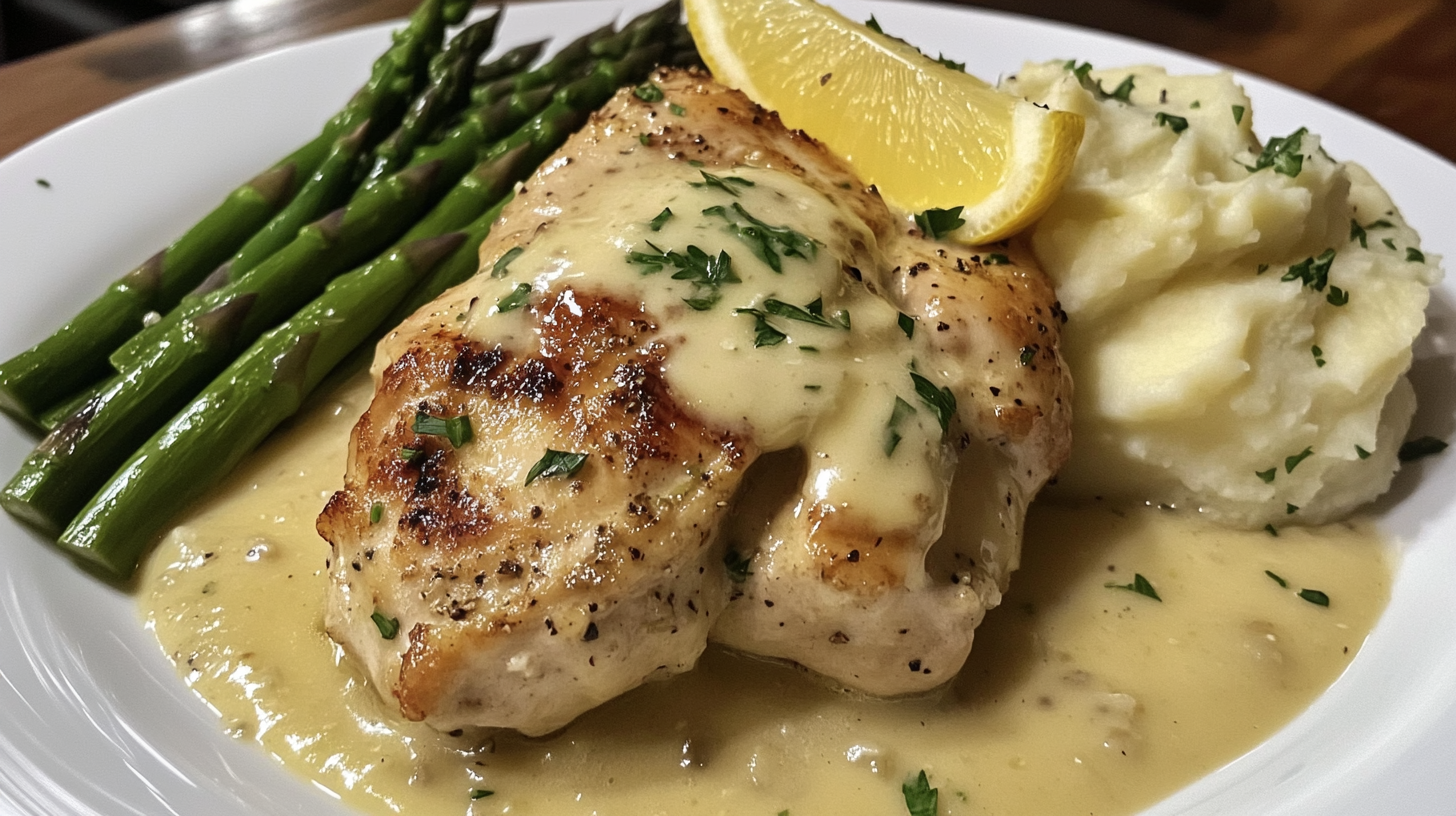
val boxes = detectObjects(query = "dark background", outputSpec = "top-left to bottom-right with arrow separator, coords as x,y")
0,0 -> 1252,63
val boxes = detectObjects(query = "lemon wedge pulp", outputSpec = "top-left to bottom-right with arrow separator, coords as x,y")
686,0 -> 1085,243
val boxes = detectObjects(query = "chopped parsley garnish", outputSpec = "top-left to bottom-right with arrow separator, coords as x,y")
1245,127 -> 1307,177
370,502 -> 383,524
1298,588 -> 1330,607
35,178 -> 50,189
371,610 -> 400,639
669,102 -> 687,116
491,246 -> 524,278
413,412 -> 474,448
865,14 -> 884,32
399,446 -> 425,465
649,207 -> 674,231
628,242 -> 739,310
1155,112 -> 1189,133
1282,249 -> 1335,292
761,297 -> 850,330
884,396 -> 917,456
1190,100 -> 1201,109
703,202 -> 817,272
1019,345 -> 1037,366
1407,247 -> 1426,263
638,133 -> 651,145
984,253 -> 1011,265
1311,345 -> 1326,367
910,370 -> 956,434
1326,285 -> 1349,307
1350,220 -> 1368,248
1398,436 -> 1448,462
724,549 -> 752,582
690,170 -> 754,197
936,54 -> 966,72
1256,263 -> 1269,275
1064,61 -> 1134,102
1355,445 -> 1372,460
1265,523 -> 1279,537
1365,219 -> 1395,229
1265,570 -> 1287,588
902,770 -> 938,816
496,283 -> 532,313
1105,573 -> 1161,601
470,789 -> 495,799
898,312 -> 916,339
804,384 -> 821,391
1255,467 -> 1276,483
1232,104 -> 1245,124
524,449 -> 589,486
914,206 -> 965,240
735,308 -> 788,347
1383,237 -> 1397,250
1287,503 -> 1299,514
1106,74 -> 1135,102
1285,446 -> 1314,473
633,82 -> 665,102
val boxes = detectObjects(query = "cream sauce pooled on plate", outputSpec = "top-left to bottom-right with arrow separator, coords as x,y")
138,373 -> 1389,816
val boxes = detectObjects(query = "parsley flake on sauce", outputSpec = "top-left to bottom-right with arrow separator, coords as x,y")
1298,588 -> 1330,607
983,253 -> 1011,265
1255,467 -> 1276,483
496,283 -> 532,313
633,82 -> 665,102
1265,570 -> 1288,588
649,207 -> 674,231
902,770 -> 939,816
1232,104 -> 1246,124
470,789 -> 495,799
762,297 -> 849,330
703,202 -> 817,272
1407,247 -> 1427,263
370,502 -> 383,524
669,102 -> 687,116
628,242 -> 739,310
1326,285 -> 1349,307
524,450 -> 589,486
1398,436 -> 1448,462
1245,127 -> 1307,177
1265,523 -> 1279,537
724,549 -> 753,583
1350,219 -> 1368,248
371,610 -> 400,639
491,246 -> 524,278
690,170 -> 754,197
1105,573 -> 1162,601
1355,445 -> 1372,460
884,396 -> 917,456
910,370 -> 956,434
914,206 -> 965,240
734,308 -> 788,347
898,312 -> 916,339
413,412 -> 474,448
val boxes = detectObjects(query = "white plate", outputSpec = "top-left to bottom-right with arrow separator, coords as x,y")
0,1 -> 1453,813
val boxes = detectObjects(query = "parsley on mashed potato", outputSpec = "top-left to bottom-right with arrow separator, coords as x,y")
1004,62 -> 1442,526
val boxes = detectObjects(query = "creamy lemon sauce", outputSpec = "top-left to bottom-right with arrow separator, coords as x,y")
140,372 -> 1389,816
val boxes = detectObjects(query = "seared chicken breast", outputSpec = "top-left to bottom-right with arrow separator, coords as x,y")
319,67 -> 1070,733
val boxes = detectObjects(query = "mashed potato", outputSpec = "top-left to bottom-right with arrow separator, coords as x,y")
1003,62 -> 1442,527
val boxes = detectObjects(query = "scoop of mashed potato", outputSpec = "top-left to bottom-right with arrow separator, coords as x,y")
1003,62 -> 1442,526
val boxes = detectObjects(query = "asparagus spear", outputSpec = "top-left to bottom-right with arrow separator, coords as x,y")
58,231 -> 475,580
474,40 -> 548,84
2,295 -> 259,536
0,0 -> 453,430
471,22 -> 617,108
362,14 -> 503,186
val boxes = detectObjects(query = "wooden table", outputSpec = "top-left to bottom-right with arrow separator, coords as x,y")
1,0 -> 1454,163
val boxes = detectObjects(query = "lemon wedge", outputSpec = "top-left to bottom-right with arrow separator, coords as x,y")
686,0 -> 1084,243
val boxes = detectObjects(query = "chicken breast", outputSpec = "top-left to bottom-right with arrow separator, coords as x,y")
318,67 -> 1071,733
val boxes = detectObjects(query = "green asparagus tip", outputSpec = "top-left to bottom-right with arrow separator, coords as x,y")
192,293 -> 258,344
402,232 -> 470,276
189,261 -> 233,299
312,207 -> 348,243
249,162 -> 299,207
119,250 -> 166,295
272,331 -> 321,391
395,158 -> 445,196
